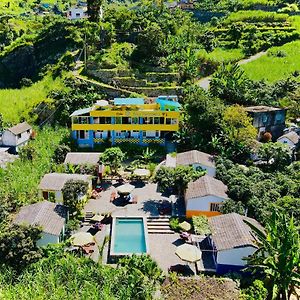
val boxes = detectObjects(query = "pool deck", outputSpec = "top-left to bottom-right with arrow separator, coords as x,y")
84,181 -> 185,217
82,181 -> 193,273
148,233 -> 197,274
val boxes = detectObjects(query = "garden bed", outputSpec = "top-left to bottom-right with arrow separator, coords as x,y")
161,276 -> 239,300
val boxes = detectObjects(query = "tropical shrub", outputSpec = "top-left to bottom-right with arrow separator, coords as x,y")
241,280 -> 268,300
100,147 -> 125,175
245,210 -> 300,300
192,216 -> 211,235
0,224 -> 42,271
62,180 -> 89,213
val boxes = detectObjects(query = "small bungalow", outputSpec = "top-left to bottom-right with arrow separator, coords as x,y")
208,213 -> 261,274
185,175 -> 228,218
0,122 -> 32,154
245,106 -> 286,140
64,152 -> 104,178
64,152 -> 102,166
67,6 -> 87,20
14,200 -> 68,247
166,150 -> 216,177
178,0 -> 195,10
277,131 -> 300,150
39,173 -> 92,202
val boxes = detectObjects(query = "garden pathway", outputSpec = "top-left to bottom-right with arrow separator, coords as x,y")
197,51 -> 267,90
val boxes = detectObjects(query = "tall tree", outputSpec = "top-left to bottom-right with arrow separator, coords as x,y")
210,63 -> 253,105
222,104 -> 257,146
87,0 -> 103,23
182,85 -> 225,150
258,142 -> 292,171
62,180 -> 89,213
245,210 -> 300,300
100,147 -> 125,174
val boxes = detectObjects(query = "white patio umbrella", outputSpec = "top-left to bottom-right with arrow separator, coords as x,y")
133,168 -> 150,177
175,244 -> 201,263
71,232 -> 94,247
116,183 -> 135,195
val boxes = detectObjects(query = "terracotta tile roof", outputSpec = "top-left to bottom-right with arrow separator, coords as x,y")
208,213 -> 262,251
185,175 -> 228,200
38,173 -> 91,191
7,122 -> 32,135
14,201 -> 67,236
64,152 -> 101,165
277,131 -> 300,144
176,150 -> 215,168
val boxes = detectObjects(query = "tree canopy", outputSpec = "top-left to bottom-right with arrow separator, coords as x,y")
245,210 -> 300,300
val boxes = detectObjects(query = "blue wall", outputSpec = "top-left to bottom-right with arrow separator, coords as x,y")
216,264 -> 244,275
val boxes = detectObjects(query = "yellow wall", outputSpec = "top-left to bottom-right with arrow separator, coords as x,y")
186,210 -> 222,218
72,124 -> 179,131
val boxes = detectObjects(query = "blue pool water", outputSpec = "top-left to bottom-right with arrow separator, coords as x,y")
113,218 -> 147,254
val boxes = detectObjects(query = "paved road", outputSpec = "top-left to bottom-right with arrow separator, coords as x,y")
197,51 -> 267,90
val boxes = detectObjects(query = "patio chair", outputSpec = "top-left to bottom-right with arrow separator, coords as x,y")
110,191 -> 117,202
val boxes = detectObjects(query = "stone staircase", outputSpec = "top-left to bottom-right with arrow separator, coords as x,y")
81,211 -> 94,227
147,216 -> 174,234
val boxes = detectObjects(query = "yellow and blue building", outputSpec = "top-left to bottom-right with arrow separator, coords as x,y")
70,96 -> 181,147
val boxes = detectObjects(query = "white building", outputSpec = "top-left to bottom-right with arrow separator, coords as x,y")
277,131 -> 300,150
14,201 -> 68,247
1,122 -> 32,153
185,175 -> 228,218
67,6 -> 87,20
208,213 -> 261,274
166,150 -> 216,177
38,173 -> 92,202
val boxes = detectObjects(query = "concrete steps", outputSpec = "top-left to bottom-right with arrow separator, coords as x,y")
147,217 -> 174,234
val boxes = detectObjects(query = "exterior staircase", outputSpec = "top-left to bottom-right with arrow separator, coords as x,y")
147,216 -> 174,234
81,211 -> 94,227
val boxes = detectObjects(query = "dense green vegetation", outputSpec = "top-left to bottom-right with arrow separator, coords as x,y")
0,1 -> 299,299
0,127 -> 69,220
0,74 -> 67,125
0,252 -> 163,300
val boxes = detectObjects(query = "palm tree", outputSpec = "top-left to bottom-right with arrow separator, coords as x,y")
87,0 -> 103,23
244,210 -> 300,300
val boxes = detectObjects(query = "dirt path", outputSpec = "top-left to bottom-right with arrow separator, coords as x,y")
197,51 -> 267,90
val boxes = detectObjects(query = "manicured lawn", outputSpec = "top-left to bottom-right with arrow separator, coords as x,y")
241,41 -> 300,83
0,75 -> 67,125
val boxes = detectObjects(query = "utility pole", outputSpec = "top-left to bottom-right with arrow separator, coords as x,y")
84,33 -> 87,71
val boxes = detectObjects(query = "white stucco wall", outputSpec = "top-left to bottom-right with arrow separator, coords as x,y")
277,137 -> 295,149
2,129 -> 31,147
39,189 -> 63,202
192,163 -> 216,177
37,232 -> 60,247
186,195 -> 225,212
217,246 -> 257,266
68,8 -> 86,20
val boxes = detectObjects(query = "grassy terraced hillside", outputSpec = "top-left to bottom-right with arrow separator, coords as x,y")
241,40 -> 300,82
0,75 -> 67,125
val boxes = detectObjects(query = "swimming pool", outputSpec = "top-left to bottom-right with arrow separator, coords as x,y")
111,217 -> 148,255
